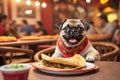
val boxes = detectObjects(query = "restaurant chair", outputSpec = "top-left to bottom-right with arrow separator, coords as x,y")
0,46 -> 34,64
34,42 -> 119,62
92,42 -> 119,61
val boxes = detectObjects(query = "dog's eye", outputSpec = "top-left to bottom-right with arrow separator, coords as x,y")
77,26 -> 83,30
63,27 -> 68,32
63,25 -> 70,32
77,27 -> 84,32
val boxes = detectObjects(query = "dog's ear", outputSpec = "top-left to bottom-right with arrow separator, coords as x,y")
55,19 -> 67,30
55,22 -> 61,30
80,20 -> 90,31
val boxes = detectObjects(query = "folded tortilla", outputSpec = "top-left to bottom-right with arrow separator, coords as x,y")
41,54 -> 86,68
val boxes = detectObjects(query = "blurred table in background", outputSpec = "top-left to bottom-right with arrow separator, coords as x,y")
0,38 -> 57,65
0,39 -> 57,46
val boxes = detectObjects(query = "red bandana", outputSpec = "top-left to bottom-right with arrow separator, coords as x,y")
57,37 -> 89,58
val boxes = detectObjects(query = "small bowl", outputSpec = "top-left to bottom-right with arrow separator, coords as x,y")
0,63 -> 31,80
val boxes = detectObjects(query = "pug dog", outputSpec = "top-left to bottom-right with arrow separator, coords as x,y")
52,19 -> 100,62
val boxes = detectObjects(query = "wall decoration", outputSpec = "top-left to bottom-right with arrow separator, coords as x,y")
17,5 -> 36,18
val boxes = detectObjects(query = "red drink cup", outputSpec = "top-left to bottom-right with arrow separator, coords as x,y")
0,64 -> 31,80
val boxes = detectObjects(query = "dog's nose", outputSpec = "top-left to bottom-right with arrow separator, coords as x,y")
71,29 -> 76,33
70,30 -> 75,34
70,30 -> 75,35
70,30 -> 80,37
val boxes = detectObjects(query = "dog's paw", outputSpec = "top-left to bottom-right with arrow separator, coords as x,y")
86,56 -> 95,63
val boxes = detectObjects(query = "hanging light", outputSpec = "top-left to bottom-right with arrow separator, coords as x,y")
35,1 -> 40,6
26,0 -> 31,6
103,7 -> 115,13
107,13 -> 117,22
86,0 -> 91,3
16,0 -> 21,3
73,0 -> 77,4
100,0 -> 109,5
42,2 -> 47,8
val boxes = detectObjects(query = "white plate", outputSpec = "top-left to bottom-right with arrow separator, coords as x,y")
32,62 -> 98,75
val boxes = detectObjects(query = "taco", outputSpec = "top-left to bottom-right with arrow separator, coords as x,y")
40,54 -> 86,70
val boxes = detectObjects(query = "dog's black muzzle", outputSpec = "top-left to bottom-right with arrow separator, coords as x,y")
62,25 -> 84,45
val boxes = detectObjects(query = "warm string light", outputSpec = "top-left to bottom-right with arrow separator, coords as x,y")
26,0 -> 31,6
16,0 -> 21,3
42,2 -> 47,8
86,0 -> 91,3
15,0 -> 47,8
35,1 -> 40,6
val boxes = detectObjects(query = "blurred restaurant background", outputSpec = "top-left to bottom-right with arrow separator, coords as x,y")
0,0 -> 119,34
0,0 -> 120,65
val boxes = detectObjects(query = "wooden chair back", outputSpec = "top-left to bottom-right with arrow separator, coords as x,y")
0,46 -> 34,64
92,42 -> 119,61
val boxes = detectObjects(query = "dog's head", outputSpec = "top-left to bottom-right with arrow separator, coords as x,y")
56,19 -> 90,47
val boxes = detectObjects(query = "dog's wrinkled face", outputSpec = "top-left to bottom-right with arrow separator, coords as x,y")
56,19 -> 90,47
62,24 -> 84,45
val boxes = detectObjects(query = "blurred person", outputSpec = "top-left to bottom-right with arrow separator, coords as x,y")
19,19 -> 34,37
112,20 -> 120,46
0,14 -> 7,65
95,14 -> 117,41
31,21 -> 47,53
32,21 -> 47,36
0,14 -> 7,36
113,20 -> 118,28
112,20 -> 120,61
54,1 -> 71,23
5,20 -> 18,37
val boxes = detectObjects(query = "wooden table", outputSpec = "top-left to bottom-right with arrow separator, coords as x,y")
0,39 -> 57,46
0,35 -> 105,46
1,61 -> 119,80
0,39 -> 57,65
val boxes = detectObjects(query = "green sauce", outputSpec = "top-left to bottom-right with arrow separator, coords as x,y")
5,64 -> 25,69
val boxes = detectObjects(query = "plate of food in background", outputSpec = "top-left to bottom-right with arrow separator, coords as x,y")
0,36 -> 17,42
20,36 -> 40,41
